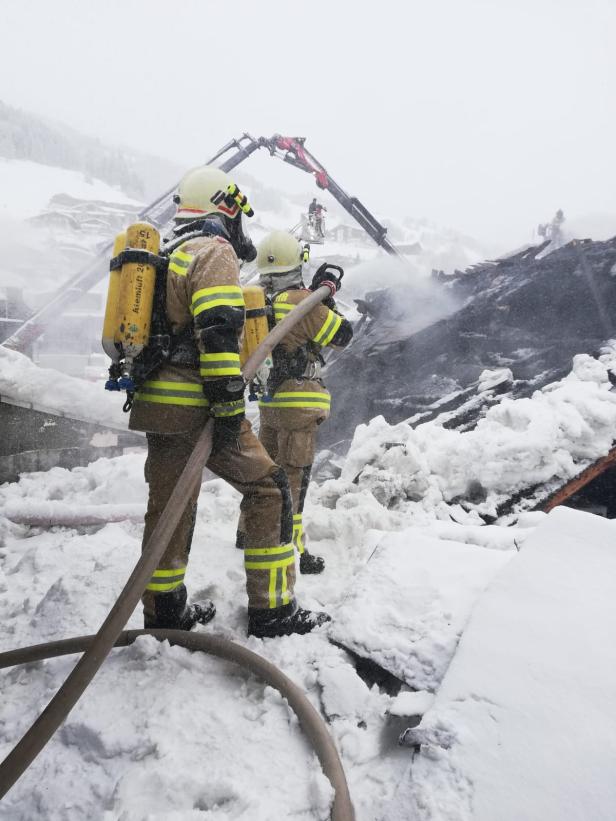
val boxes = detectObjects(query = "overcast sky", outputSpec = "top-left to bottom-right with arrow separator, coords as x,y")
2,0 -> 615,248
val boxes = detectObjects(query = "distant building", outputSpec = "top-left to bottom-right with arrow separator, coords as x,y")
0,287 -> 31,344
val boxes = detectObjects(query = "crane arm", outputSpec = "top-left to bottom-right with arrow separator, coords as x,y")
2,133 -> 400,353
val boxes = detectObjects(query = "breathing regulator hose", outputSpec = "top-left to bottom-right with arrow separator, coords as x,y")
0,284 -> 355,821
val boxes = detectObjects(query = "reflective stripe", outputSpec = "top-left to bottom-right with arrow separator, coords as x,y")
245,545 -> 294,608
169,249 -> 193,277
135,380 -> 208,407
273,301 -> 294,322
244,544 -> 295,569
292,513 -> 304,554
146,565 -> 186,592
313,310 -> 342,347
211,399 -> 244,418
199,352 -> 242,377
191,285 -> 244,317
259,391 -> 331,410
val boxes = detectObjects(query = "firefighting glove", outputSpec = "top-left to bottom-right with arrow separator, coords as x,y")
202,377 -> 246,452
310,264 -> 344,308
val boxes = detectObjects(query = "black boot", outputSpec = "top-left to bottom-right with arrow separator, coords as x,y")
248,602 -> 331,638
144,585 -> 216,631
299,551 -> 325,575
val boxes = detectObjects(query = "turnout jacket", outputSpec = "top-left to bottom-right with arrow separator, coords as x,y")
258,288 -> 352,416
129,235 -> 244,435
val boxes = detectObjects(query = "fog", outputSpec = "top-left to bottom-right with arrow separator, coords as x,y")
2,0 -> 616,249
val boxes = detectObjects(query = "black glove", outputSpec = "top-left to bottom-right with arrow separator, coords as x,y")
202,377 -> 246,452
310,263 -> 344,296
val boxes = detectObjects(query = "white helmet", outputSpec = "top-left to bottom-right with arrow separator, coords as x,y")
175,166 -> 253,221
256,231 -> 303,275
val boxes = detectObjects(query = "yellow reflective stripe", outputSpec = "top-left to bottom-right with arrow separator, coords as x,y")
273,301 -> 294,323
281,564 -> 290,605
152,566 -> 187,576
259,391 -> 331,410
146,565 -> 186,592
245,545 -> 295,557
199,352 -> 242,377
146,578 -> 184,593
244,554 -> 295,571
267,392 -> 330,398
259,401 -> 331,409
292,519 -> 304,554
292,513 -> 302,521
140,380 -> 203,391
244,544 -> 295,571
211,399 -> 244,418
191,285 -> 245,317
268,567 -> 277,608
313,310 -> 342,347
245,545 -> 295,608
200,352 -> 241,362
135,379 -> 208,407
169,249 -> 194,277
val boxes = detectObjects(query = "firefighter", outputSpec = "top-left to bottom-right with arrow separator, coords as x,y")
237,231 -> 353,573
129,167 -> 330,639
308,198 -> 327,237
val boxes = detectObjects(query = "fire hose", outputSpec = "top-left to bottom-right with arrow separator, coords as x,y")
0,284 -> 355,821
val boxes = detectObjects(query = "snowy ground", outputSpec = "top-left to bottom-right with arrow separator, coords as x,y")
0,443 -> 521,820
2,351 -> 616,818
385,507 -> 616,821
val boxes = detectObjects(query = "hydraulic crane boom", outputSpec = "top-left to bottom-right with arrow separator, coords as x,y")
2,134 -> 400,353
208,134 -> 401,257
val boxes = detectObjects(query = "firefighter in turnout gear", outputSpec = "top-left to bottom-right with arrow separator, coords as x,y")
129,167 -> 330,639
237,231 -> 353,574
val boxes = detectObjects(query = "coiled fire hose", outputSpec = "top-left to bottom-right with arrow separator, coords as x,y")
0,284 -> 355,821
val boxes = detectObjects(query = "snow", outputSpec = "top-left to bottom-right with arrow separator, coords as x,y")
477,367 -> 513,393
2,152 -> 616,817
331,351 -> 616,520
0,439 -> 523,820
0,158 -> 139,220
1,363 -> 616,818
332,532 -> 512,690
391,507 -> 616,821
0,346 -> 128,430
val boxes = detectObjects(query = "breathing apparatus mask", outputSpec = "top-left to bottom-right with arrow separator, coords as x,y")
259,265 -> 305,297
227,212 -> 257,263
168,213 -> 256,262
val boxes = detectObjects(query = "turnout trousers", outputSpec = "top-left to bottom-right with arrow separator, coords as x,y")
141,419 -> 295,621
256,405 -> 326,556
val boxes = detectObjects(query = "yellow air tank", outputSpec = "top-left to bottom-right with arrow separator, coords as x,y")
101,231 -> 126,362
240,285 -> 269,368
116,222 -> 160,371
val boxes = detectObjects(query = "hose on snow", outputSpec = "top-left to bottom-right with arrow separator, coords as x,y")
0,630 -> 354,821
0,284 -> 354,820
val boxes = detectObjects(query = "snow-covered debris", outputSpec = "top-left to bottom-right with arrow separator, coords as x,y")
331,531 -> 512,690
0,347 -> 128,430
327,353 -> 616,519
399,506 -> 616,821
388,690 -> 434,718
477,367 -> 513,393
